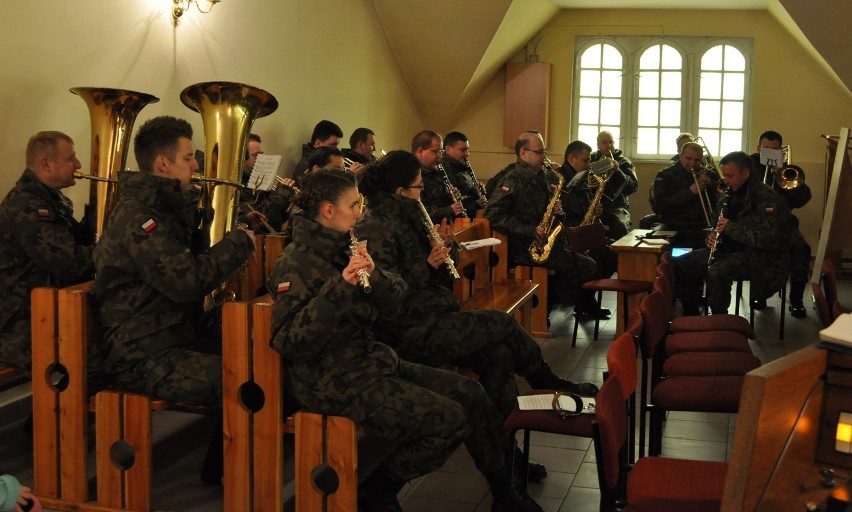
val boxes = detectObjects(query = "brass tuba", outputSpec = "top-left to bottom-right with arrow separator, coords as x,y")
529,159 -> 565,263
71,87 -> 159,240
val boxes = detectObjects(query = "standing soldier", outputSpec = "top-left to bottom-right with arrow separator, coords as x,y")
0,131 -> 95,372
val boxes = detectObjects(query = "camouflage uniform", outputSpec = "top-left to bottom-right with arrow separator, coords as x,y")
751,153 -> 812,306
674,177 -> 791,313
420,165 -> 457,225
484,160 -> 600,308
356,192 -> 560,416
485,161 -> 519,198
441,156 -> 484,218
589,148 -> 639,240
651,161 -> 721,248
291,143 -> 313,179
91,171 -> 254,406
270,213 -> 508,481
0,169 -> 95,371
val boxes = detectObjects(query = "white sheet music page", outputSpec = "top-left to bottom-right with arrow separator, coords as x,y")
249,154 -> 284,191
517,394 -> 596,414
821,313 -> 852,346
759,147 -> 784,168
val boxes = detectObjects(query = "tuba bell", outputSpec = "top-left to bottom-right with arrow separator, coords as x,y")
774,145 -> 805,190
71,87 -> 159,240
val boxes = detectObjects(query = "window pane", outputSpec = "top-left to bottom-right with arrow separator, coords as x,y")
638,71 -> 659,98
581,44 -> 602,68
637,127 -> 659,154
720,129 -> 742,155
638,99 -> 659,126
601,71 -> 622,97
660,71 -> 681,98
578,97 -> 601,124
661,45 -> 682,69
602,44 -> 623,69
659,128 -> 682,155
724,46 -> 745,71
580,70 -> 602,96
701,72 -> 722,99
698,131 -> 720,157
702,45 -> 724,71
723,72 -> 744,100
640,45 -> 660,69
721,101 -> 743,129
660,100 -> 681,126
578,125 -> 600,146
600,99 -> 622,125
699,100 -> 721,128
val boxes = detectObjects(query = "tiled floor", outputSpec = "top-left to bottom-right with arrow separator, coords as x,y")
0,277 -> 848,511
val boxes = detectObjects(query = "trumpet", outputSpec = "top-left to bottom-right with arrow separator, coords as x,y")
416,199 -> 460,278
190,172 -> 246,191
273,175 -> 300,195
349,229 -> 372,293
707,185 -> 732,265
74,170 -> 116,183
436,156 -> 468,218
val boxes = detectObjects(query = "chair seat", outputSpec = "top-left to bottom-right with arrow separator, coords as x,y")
669,314 -> 755,339
663,352 -> 762,377
582,278 -> 653,295
652,376 -> 744,412
665,330 -> 752,355
503,389 -> 595,437
626,457 -> 727,512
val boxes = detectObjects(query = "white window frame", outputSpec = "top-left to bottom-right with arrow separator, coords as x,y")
571,36 -> 753,162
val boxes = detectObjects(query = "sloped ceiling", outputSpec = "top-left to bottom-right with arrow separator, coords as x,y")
372,0 -> 850,132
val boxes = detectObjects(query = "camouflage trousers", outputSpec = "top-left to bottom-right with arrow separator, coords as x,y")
393,309 -> 546,417
113,346 -> 222,407
340,359 -> 507,482
0,316 -> 31,372
675,248 -> 753,314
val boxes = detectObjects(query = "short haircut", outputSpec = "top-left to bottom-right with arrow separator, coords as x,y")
308,146 -> 343,169
248,133 -> 262,144
676,132 -> 694,149
310,120 -> 343,144
564,140 -> 592,160
679,141 -> 703,155
758,130 -> 783,146
719,151 -> 754,174
411,130 -> 441,153
295,168 -> 356,219
443,131 -> 468,148
133,116 -> 194,174
514,131 -> 541,157
349,127 -> 374,148
26,131 -> 73,170
359,150 -> 421,197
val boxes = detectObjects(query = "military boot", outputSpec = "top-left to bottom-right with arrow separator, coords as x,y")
527,362 -> 600,396
512,445 -> 548,483
486,468 -> 544,512
789,281 -> 807,318
357,467 -> 405,512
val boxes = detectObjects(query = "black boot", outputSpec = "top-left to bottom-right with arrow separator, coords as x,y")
357,467 -> 405,512
574,290 -> 611,319
789,281 -> 807,318
527,362 -> 600,396
486,468 -> 544,512
512,445 -> 548,483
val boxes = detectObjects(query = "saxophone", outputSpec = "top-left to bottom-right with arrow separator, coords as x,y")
529,160 -> 565,263
416,199 -> 460,278
580,158 -> 615,226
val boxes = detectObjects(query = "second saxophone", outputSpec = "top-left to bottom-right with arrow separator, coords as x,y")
416,199 -> 460,278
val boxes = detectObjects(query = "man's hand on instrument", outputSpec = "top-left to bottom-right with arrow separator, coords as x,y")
535,226 -> 546,244
450,201 -> 464,216
426,243 -> 451,270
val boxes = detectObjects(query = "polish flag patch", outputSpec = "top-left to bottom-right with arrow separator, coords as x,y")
501,186 -> 510,192
37,208 -> 50,217
277,282 -> 291,293
141,219 -> 157,232
765,208 -> 774,214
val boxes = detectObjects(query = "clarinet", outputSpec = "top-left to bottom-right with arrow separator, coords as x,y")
707,186 -> 733,265
437,161 -> 468,218
416,199 -> 460,279
464,160 -> 488,206
349,229 -> 372,293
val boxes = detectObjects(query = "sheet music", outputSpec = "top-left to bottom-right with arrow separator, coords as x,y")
759,147 -> 784,168
517,393 -> 596,414
458,238 -> 501,250
248,154 -> 284,191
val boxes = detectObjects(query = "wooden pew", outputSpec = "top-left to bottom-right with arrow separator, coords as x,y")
490,229 -> 551,337
453,218 -> 539,333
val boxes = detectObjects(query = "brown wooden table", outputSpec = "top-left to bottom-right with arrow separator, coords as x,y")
610,229 -> 671,334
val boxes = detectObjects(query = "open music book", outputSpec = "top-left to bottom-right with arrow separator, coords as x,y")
517,393 -> 596,415
820,313 -> 852,349
248,154 -> 285,191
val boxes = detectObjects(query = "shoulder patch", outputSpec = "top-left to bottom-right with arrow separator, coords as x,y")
765,207 -> 774,214
141,218 -> 158,232
501,186 -> 510,192
277,281 -> 291,293
37,208 -> 50,218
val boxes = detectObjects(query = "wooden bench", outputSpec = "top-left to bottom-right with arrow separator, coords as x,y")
453,218 -> 539,333
490,229 -> 552,337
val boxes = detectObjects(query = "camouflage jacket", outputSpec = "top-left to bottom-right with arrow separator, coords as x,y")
651,160 -> 721,232
485,160 -> 562,262
589,148 -> 639,209
555,162 -> 591,227
292,143 -> 313,179
420,165 -> 457,224
342,148 -> 372,165
0,169 -> 94,330
485,161 -> 519,198
750,152 -> 811,228
268,213 -> 405,412
441,156 -> 483,217
715,177 -> 791,299
92,171 -> 254,370
356,193 -> 459,345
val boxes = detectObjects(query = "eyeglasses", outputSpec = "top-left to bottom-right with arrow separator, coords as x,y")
404,184 -> 425,190
525,148 -> 547,155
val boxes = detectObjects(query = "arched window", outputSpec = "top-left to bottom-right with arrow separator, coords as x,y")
697,44 -> 747,157
636,43 -> 684,157
576,42 -> 624,146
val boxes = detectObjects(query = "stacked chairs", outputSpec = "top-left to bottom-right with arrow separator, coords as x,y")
566,223 -> 653,346
592,375 -> 728,512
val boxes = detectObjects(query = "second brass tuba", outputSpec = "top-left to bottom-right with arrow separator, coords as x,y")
71,87 -> 160,240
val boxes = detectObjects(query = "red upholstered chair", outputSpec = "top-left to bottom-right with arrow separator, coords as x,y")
566,223 -> 653,346
811,282 -> 833,328
592,375 -> 728,512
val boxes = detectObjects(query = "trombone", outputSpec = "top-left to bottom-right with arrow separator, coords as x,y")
764,145 -> 805,190
691,137 -> 720,227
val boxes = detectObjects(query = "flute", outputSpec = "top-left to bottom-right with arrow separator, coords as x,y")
349,229 -> 372,293
416,199 -> 460,279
